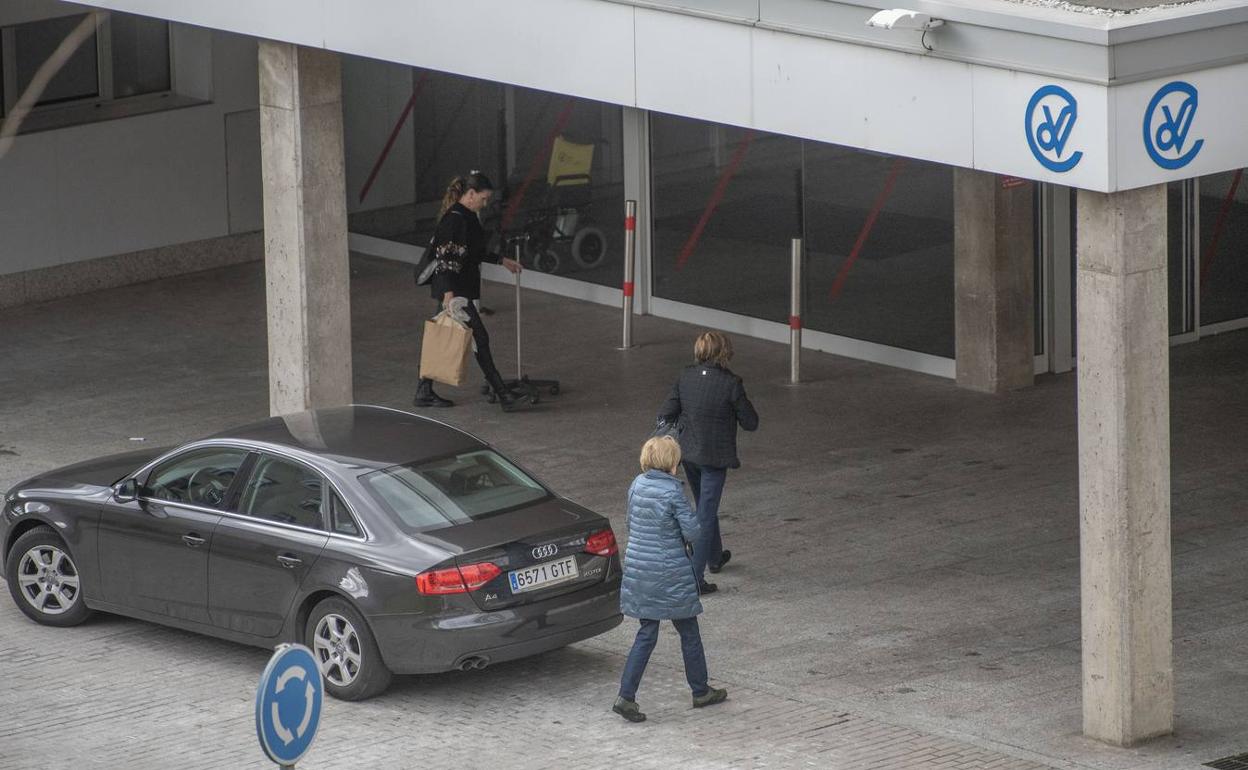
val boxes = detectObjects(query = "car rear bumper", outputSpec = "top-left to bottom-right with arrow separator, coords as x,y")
370,578 -> 622,675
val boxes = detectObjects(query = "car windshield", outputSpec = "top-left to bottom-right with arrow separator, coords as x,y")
359,449 -> 548,532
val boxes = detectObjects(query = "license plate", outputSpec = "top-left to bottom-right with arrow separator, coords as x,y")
508,555 -> 579,594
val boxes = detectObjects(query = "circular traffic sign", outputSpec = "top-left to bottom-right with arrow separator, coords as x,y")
255,644 -> 323,767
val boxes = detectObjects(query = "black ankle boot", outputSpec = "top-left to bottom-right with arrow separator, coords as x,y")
413,382 -> 453,408
495,388 -> 518,412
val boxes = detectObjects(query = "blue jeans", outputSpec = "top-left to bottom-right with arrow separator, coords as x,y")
683,462 -> 727,584
618,617 -> 709,701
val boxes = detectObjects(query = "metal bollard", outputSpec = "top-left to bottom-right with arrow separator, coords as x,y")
790,238 -> 802,384
514,238 -> 524,380
619,200 -> 637,350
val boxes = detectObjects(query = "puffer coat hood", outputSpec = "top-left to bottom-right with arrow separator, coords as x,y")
620,470 -> 703,620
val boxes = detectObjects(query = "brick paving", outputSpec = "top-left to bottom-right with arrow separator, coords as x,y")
0,598 -> 1051,769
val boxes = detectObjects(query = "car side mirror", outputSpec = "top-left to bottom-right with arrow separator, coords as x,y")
113,478 -> 140,503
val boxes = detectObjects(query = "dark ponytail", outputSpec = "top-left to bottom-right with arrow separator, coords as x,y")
438,171 -> 494,219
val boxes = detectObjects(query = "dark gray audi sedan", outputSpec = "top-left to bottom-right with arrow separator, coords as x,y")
1,405 -> 622,700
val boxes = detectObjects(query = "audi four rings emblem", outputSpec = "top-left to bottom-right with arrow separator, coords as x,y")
532,544 -> 558,559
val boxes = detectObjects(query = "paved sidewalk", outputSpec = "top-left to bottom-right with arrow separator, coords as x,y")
2,255 -> 1246,769
0,602 -> 1050,770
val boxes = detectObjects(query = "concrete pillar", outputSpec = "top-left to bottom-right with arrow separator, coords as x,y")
258,42 -> 352,416
1076,184 -> 1173,746
954,169 -> 1035,392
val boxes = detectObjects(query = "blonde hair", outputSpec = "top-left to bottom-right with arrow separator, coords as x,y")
639,435 -> 681,473
694,331 -> 733,366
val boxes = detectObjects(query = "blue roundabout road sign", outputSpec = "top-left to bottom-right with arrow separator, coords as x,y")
256,644 -> 323,767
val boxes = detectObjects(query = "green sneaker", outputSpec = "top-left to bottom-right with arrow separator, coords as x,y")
613,696 -> 647,723
692,687 -> 728,708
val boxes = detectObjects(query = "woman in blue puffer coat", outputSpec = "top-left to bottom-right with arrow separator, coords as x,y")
613,435 -> 728,723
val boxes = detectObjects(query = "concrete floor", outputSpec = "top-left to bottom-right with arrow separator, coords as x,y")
1,255 -> 1247,769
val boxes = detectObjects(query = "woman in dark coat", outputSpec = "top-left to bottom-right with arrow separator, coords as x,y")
613,435 -> 727,723
414,172 -> 523,411
657,331 -> 759,593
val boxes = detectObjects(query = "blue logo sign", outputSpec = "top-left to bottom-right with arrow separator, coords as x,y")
1143,81 -> 1203,170
256,644 -> 323,766
1025,85 -> 1083,173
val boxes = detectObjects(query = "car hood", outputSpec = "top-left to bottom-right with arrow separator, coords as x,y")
28,447 -> 170,489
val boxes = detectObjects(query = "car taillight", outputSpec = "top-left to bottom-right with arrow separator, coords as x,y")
585,529 -> 618,557
415,562 -> 501,595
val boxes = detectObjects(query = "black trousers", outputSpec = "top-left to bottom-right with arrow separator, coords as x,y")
420,301 -> 506,394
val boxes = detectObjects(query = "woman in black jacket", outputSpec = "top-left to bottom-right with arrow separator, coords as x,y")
657,331 -> 759,593
414,172 -> 523,411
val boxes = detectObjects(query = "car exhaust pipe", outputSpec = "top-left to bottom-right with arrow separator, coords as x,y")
473,657 -> 490,670
457,655 -> 489,671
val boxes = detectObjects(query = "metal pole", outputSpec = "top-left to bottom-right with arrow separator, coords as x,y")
514,239 -> 523,380
620,199 -> 637,349
790,238 -> 802,384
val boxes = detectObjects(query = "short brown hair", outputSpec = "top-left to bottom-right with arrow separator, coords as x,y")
639,435 -> 681,473
694,331 -> 733,366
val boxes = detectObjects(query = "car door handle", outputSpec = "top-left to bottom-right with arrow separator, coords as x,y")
276,554 -> 302,569
182,533 -> 206,548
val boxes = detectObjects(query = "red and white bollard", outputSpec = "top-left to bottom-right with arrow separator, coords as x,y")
620,200 -> 637,350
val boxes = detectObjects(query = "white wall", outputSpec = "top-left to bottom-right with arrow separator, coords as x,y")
0,9 -> 260,276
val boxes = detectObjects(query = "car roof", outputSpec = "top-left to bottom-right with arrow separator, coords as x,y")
208,405 -> 484,471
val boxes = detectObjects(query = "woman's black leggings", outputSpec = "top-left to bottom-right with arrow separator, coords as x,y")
420,301 -> 507,394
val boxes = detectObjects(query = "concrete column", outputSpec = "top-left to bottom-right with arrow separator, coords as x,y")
954,169 -> 1035,392
258,42 -> 352,416
1076,184 -> 1172,746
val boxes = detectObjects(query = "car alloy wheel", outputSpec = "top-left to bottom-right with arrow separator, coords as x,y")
16,544 -> 81,616
305,597 -> 392,701
313,613 -> 362,687
6,526 -> 92,627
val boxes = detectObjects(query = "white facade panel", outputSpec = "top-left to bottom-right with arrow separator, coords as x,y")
1112,62 -> 1248,191
82,0 -> 325,50
322,0 -> 636,107
972,68 -> 1110,191
635,9 -> 752,126
751,28 -> 974,167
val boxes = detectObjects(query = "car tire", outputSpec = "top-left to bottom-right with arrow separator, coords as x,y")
6,525 -> 92,627
306,597 -> 392,701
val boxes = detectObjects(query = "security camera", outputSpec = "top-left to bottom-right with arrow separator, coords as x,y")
865,9 -> 944,31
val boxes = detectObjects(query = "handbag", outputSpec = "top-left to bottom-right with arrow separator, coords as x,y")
414,210 -> 465,286
419,311 -> 473,386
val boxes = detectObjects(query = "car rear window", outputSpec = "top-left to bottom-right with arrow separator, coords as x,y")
359,450 -> 548,532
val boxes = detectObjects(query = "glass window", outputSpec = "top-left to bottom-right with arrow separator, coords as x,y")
145,448 -> 248,509
649,114 -> 955,357
360,450 -> 548,534
330,492 -> 361,537
110,14 -> 170,98
802,145 -> 954,357
343,65 -> 626,288
238,456 -> 326,530
14,14 -> 99,106
1198,169 -> 1248,327
651,115 -> 799,324
495,86 -> 624,286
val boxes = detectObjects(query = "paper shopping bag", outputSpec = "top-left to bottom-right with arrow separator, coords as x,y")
419,314 -> 473,386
